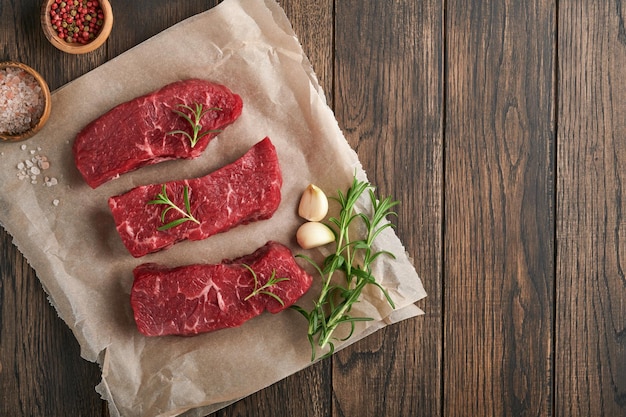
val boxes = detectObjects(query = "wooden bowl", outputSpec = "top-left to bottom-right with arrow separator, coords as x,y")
41,0 -> 113,54
0,62 -> 52,142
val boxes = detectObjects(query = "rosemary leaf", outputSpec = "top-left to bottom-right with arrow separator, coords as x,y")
167,103 -> 223,148
242,265 -> 289,306
147,184 -> 200,231
293,175 -> 399,361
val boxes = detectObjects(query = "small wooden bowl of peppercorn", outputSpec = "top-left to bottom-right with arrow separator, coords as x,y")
0,62 -> 52,142
41,0 -> 113,54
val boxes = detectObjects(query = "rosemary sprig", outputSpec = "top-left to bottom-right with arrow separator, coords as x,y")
292,176 -> 399,361
168,103 -> 222,148
147,184 -> 200,231
243,265 -> 289,306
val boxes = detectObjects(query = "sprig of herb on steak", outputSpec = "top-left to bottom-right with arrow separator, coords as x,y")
147,184 -> 200,231
292,176 -> 399,361
168,103 -> 222,148
243,265 -> 289,306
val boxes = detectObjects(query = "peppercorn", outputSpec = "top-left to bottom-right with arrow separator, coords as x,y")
50,0 -> 105,45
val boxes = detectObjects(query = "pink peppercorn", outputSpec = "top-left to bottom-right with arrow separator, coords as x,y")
50,0 -> 104,45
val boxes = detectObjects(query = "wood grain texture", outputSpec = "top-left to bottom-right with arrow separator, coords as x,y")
556,1 -> 626,416
444,1 -> 555,416
333,0 -> 443,416
0,238 -> 105,416
0,1 -> 106,415
105,0 -> 220,60
10,0 -> 626,416
211,1 -> 334,416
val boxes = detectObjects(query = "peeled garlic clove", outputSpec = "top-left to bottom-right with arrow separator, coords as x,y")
296,221 -> 335,249
298,184 -> 329,221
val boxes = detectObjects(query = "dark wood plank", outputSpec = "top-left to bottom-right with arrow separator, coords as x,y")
0,2 -> 223,416
106,0 -> 220,60
444,1 -> 555,416
212,1 -> 334,416
280,0 -> 334,102
1,1 -> 107,416
332,1 -> 443,416
556,1 -> 626,415
0,236 -> 106,416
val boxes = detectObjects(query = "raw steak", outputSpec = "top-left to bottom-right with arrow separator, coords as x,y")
73,79 -> 243,188
108,137 -> 281,258
131,241 -> 313,337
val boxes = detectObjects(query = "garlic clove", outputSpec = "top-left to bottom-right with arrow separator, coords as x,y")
296,221 -> 335,249
298,184 -> 329,221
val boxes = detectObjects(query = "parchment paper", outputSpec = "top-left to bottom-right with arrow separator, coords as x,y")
0,0 -> 426,416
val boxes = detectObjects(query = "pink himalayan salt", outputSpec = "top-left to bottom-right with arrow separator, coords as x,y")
0,67 -> 45,135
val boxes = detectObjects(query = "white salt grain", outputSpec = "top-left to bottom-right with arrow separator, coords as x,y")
44,177 -> 58,187
52,199 -> 60,206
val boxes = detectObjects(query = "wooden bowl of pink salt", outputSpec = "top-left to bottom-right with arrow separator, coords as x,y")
0,62 -> 51,142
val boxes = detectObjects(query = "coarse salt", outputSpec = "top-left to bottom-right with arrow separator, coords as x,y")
0,67 -> 45,135
15,145 -> 58,188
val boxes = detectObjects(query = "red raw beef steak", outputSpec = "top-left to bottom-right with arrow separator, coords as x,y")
108,137 -> 281,257
73,79 -> 243,188
131,241 -> 313,336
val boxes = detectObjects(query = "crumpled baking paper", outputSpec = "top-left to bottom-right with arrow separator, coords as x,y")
0,0 -> 426,416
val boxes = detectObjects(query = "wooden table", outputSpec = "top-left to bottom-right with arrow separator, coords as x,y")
2,1 -> 626,416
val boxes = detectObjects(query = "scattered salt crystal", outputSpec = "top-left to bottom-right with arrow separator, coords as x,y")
52,199 -> 60,206
14,145 -> 58,187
